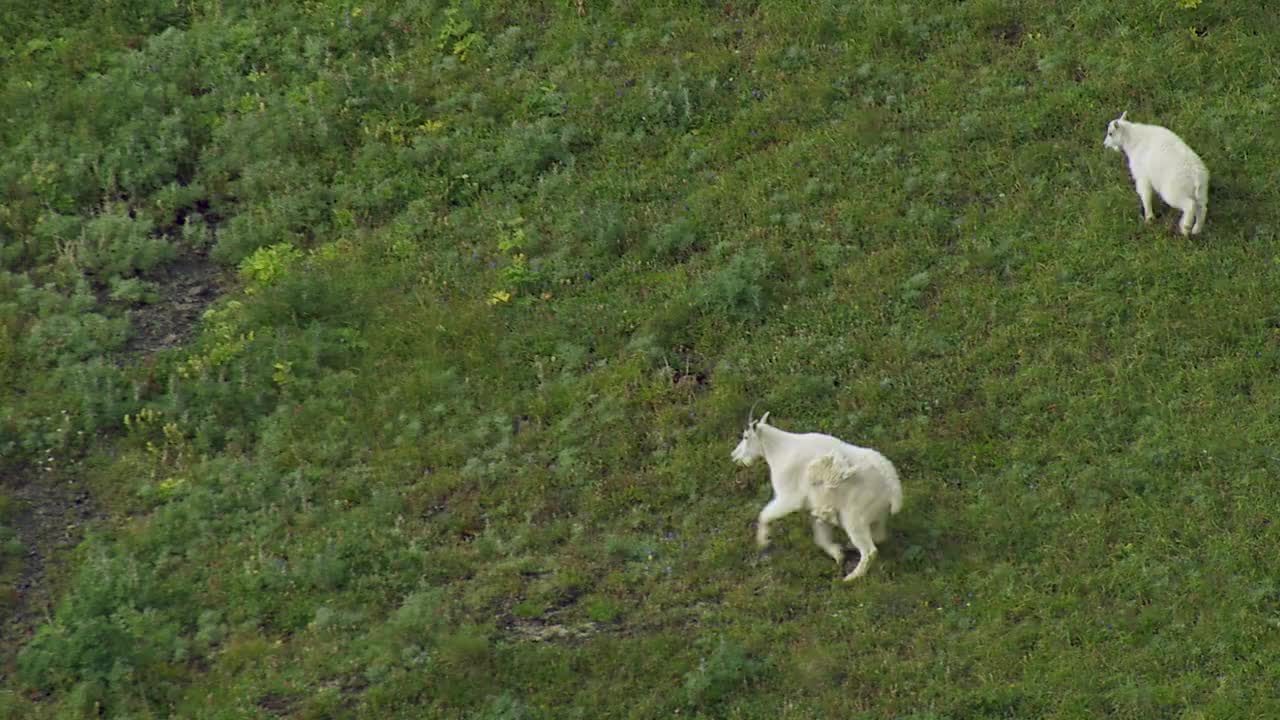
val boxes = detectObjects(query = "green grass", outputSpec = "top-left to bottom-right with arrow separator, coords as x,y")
4,0 -> 1280,718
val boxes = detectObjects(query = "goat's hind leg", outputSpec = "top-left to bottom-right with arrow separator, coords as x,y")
870,517 -> 889,544
840,516 -> 878,582
812,518 -> 844,565
1191,200 -> 1207,235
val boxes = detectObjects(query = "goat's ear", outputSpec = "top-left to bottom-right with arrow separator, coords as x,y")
758,411 -> 770,426
1119,110 -> 1128,122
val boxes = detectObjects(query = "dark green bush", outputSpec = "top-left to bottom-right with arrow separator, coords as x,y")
74,205 -> 173,278
646,216 -> 702,260
20,286 -> 128,366
0,524 -> 21,565
691,246 -> 773,321
682,639 -> 767,710
17,545 -> 193,712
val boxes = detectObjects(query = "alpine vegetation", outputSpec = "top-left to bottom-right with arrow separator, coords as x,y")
1103,111 -> 1210,236
731,411 -> 903,581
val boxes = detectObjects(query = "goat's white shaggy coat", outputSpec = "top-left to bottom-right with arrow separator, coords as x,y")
731,412 -> 903,581
1103,111 -> 1210,236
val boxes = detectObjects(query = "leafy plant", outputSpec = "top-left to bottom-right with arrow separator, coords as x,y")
436,7 -> 485,60
107,277 -> 160,305
237,243 -> 304,289
489,217 -> 544,303
64,205 -> 173,278
691,246 -> 773,320
682,639 -> 766,709
646,216 -> 702,260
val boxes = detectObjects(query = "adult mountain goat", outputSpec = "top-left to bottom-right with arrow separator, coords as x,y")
1103,111 -> 1210,236
731,411 -> 903,581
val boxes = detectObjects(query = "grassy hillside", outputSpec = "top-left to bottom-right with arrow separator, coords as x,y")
4,0 -> 1280,717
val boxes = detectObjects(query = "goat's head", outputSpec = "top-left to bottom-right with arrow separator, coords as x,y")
730,411 -> 771,466
1103,111 -> 1128,152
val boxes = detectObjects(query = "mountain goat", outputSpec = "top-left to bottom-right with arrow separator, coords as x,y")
731,411 -> 903,581
1103,111 -> 1210,236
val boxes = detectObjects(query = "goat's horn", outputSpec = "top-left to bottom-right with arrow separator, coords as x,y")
747,399 -> 761,425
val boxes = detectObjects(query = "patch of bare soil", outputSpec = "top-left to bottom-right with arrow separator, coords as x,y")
506,619 -> 602,643
124,249 -> 228,356
0,461 -> 96,674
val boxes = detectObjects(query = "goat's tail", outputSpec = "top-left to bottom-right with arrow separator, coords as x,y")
886,462 -> 904,515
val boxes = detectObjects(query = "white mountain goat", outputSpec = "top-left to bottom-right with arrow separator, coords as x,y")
731,411 -> 903,581
1103,111 -> 1210,236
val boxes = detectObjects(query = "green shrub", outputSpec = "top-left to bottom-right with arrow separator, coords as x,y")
238,242 -> 304,288
483,120 -> 576,190
583,595 -> 622,623
471,693 -> 529,720
361,589 -> 447,679
646,216 -> 702,260
0,524 -> 21,562
20,288 -> 128,366
574,201 -> 631,257
17,544 -> 194,712
681,639 -> 766,710
71,205 -> 173,278
107,276 -> 160,305
690,246 -> 773,321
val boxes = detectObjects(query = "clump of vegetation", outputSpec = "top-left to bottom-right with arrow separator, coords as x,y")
682,639 -> 768,710
0,493 -> 23,612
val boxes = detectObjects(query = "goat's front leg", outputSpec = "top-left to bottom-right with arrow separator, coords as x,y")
812,518 -> 844,564
1135,178 -> 1155,223
1176,199 -> 1201,236
756,497 -> 797,549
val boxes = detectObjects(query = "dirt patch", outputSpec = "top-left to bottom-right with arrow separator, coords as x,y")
0,461 -> 98,675
989,22 -> 1024,45
672,368 -> 709,395
256,691 -> 300,717
506,619 -> 601,643
124,249 -> 228,356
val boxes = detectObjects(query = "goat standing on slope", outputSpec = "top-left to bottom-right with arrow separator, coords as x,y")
1103,111 -> 1210,236
731,411 -> 903,582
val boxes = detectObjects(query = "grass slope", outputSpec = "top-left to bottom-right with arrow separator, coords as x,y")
4,1 -> 1280,718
